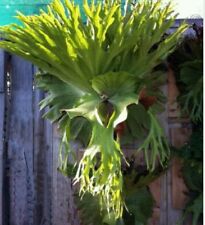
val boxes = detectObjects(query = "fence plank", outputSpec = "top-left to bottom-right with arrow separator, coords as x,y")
42,118 -> 53,225
7,55 -> 34,225
52,126 -> 71,225
52,126 -> 81,225
33,71 -> 77,225
0,50 -> 5,225
167,67 -> 184,225
158,75 -> 169,225
33,82 -> 47,225
33,81 -> 54,225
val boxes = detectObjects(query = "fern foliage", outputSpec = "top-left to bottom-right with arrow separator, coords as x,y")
168,24 -> 203,123
0,0 -> 187,219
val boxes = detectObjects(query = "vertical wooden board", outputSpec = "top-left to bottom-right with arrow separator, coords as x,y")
33,74 -> 77,225
149,177 -> 161,208
7,56 -> 34,225
52,125 -> 68,225
0,50 -> 5,225
42,117 -> 53,225
69,145 -> 82,225
33,88 -> 56,225
148,208 -> 160,225
170,127 -> 191,210
33,82 -> 47,225
52,125 -> 81,225
160,172 -> 168,225
166,168 -> 182,225
0,50 -> 5,92
171,158 -> 189,209
166,68 -> 182,225
149,178 -> 161,225
164,67 -> 188,225
69,186 -> 81,225
33,66 -> 55,225
158,77 -> 169,225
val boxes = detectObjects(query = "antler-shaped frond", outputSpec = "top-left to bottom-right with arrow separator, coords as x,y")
0,0 -> 187,88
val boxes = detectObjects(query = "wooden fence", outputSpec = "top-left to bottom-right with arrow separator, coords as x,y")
0,19 -> 203,225
0,53 -> 80,225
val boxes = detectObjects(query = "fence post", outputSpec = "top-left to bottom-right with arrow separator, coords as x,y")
7,55 -> 35,225
33,67 -> 54,225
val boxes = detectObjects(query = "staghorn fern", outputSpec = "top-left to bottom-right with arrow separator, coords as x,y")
0,0 -> 188,219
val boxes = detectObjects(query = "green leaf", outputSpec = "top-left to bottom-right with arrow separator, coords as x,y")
66,93 -> 101,121
179,60 -> 203,123
138,109 -> 170,171
179,194 -> 203,225
180,60 -> 202,85
70,117 -> 92,146
75,192 -> 108,225
189,194 -> 203,225
92,72 -> 137,97
173,124 -> 203,225
124,188 -> 154,225
36,72 -> 83,122
168,26 -> 203,123
126,104 -> 150,139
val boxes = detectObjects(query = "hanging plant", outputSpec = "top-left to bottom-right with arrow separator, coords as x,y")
0,0 -> 188,219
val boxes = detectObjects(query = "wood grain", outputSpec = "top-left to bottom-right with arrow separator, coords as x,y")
0,50 -> 5,225
7,56 -> 34,225
171,157 -> 189,209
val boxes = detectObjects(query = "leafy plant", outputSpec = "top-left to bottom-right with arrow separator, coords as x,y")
76,187 -> 154,225
168,24 -> 203,123
0,0 -> 187,219
75,160 -> 165,225
174,124 -> 203,225
169,25 -> 203,224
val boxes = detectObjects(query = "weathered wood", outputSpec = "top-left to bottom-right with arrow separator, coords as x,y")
166,67 -> 182,225
33,69 -> 77,225
52,125 -> 81,225
0,50 -> 5,225
7,55 -> 34,225
159,75 -> 169,225
33,78 -> 47,225
171,158 -> 189,209
0,50 -> 5,92
149,178 -> 161,225
42,111 -> 53,225
52,125 -> 71,225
